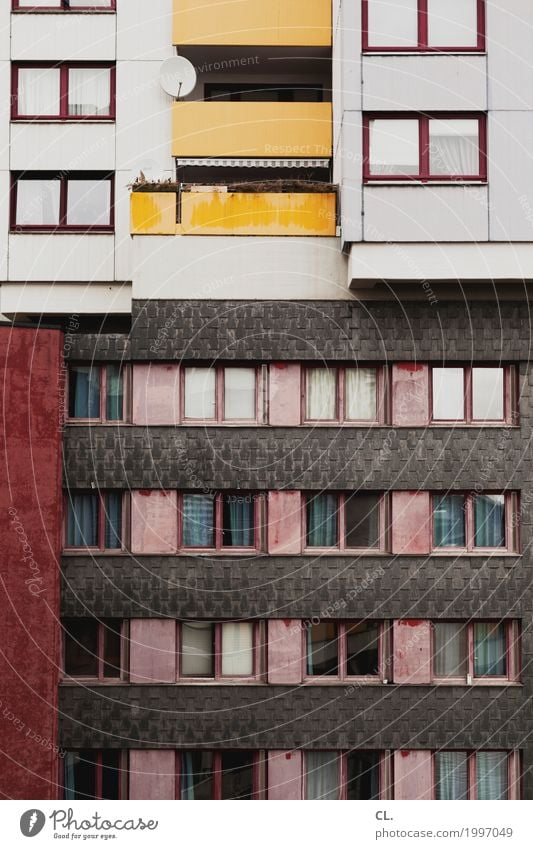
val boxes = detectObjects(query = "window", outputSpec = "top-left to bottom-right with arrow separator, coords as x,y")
364,114 -> 486,182
63,751 -> 123,800
435,751 -> 511,800
183,366 -> 258,422
432,365 -> 515,423
14,1 -> 115,9
363,0 -> 484,51
12,64 -> 115,120
179,621 -> 261,680
68,364 -> 124,421
305,751 -> 382,800
205,84 -> 323,102
306,621 -> 384,680
179,751 -> 261,799
12,172 -> 114,231
432,492 -> 517,552
433,621 -> 519,682
305,493 -> 384,550
63,618 -> 123,680
180,492 -> 260,551
65,491 -> 123,550
305,366 -> 383,422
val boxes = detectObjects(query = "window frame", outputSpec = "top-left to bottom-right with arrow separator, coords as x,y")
177,621 -> 263,683
304,620 -> 389,683
303,492 -> 388,553
432,750 -> 516,800
66,362 -> 128,423
178,491 -> 262,553
430,364 -> 517,424
363,112 -> 487,183
62,618 -> 126,682
182,364 -> 262,424
431,491 -> 518,554
362,0 -> 486,53
304,750 -> 387,800
11,62 -> 116,121
64,490 -> 127,553
11,171 -> 115,232
431,620 -> 520,685
175,751 -> 264,800
13,0 -> 116,11
303,364 -> 387,424
62,750 -> 127,801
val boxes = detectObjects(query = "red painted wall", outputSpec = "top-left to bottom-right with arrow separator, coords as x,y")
391,491 -> 431,554
391,363 -> 429,426
393,620 -> 432,684
0,325 -> 63,799
393,750 -> 433,800
130,750 -> 175,800
267,491 -> 302,554
267,620 -> 303,684
269,363 -> 301,425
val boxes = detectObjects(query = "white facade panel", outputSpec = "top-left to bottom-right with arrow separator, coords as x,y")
0,61 -> 10,169
8,234 -> 115,282
10,123 -> 116,172
362,55 -> 487,112
339,0 -> 362,113
132,237 -> 351,300
488,111 -> 533,241
0,170 -> 9,280
363,185 -> 489,242
0,283 -> 131,316
487,0 -> 533,109
117,0 -> 174,60
11,14 -> 116,61
0,7 -> 9,60
339,111 -> 363,241
114,172 -> 133,282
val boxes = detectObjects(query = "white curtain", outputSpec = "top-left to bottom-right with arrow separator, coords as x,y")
306,752 -> 339,800
367,0 -> 418,48
472,368 -> 504,420
16,179 -> 60,226
68,67 -> 111,116
370,119 -> 419,176
221,622 -> 253,676
436,752 -> 468,800
224,368 -> 255,419
429,119 -> 479,176
476,753 -> 508,800
428,0 -> 478,48
306,368 -> 336,419
345,368 -> 376,420
66,179 -> 111,226
185,368 -> 216,418
432,367 -> 464,419
433,622 -> 466,677
18,67 -> 60,116
181,622 -> 213,676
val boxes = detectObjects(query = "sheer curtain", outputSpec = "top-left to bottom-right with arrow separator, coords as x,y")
306,494 -> 338,546
306,368 -> 336,419
429,119 -> 479,176
433,622 -> 467,677
474,495 -> 505,547
64,753 -> 77,800
68,68 -> 111,116
18,67 -> 59,116
436,752 -> 468,800
221,622 -> 253,675
345,368 -> 377,420
223,496 -> 253,546
474,623 -> 506,676
306,752 -> 339,800
16,179 -> 60,227
104,493 -> 122,549
68,493 -> 98,546
185,368 -> 216,419
181,622 -> 214,677
182,494 -> 214,546
69,366 -> 100,418
476,752 -> 508,800
224,368 -> 255,419
106,365 -> 123,420
433,495 -> 465,546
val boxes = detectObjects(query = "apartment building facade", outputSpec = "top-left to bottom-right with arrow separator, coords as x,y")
0,0 -> 531,800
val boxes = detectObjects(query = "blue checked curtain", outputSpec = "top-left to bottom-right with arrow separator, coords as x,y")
436,752 -> 468,800
182,494 -> 215,547
474,623 -> 506,676
67,493 -> 98,546
69,366 -> 100,418
474,494 -> 505,547
476,752 -> 508,800
306,494 -> 338,547
433,495 -> 465,546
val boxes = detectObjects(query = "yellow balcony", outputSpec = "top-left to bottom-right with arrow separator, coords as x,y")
131,189 -> 336,237
172,101 -> 332,159
173,0 -> 332,47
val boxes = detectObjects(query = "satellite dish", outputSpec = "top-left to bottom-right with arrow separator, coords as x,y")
159,56 -> 197,99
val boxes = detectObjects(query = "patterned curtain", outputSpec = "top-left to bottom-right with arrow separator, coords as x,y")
436,751 -> 468,800
474,495 -> 505,547
182,495 -> 215,546
433,495 -> 465,546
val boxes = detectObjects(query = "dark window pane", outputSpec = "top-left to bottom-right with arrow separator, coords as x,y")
181,751 -> 214,799
306,752 -> 339,800
221,752 -> 254,799
104,493 -> 122,549
101,750 -> 121,799
69,366 -> 100,418
64,619 -> 98,677
106,364 -> 123,420
346,621 -> 379,675
222,494 -> 254,547
345,494 -> 380,548
474,495 -> 505,547
182,494 -> 215,547
433,495 -> 465,547
64,750 -> 97,800
103,619 -> 121,679
306,494 -> 338,547
474,623 -> 507,676
347,752 -> 380,800
67,493 -> 99,547
307,623 -> 338,676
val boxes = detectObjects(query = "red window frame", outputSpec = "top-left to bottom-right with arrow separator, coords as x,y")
303,364 -> 387,424
430,364 -> 517,424
11,171 -> 115,232
61,751 -> 126,801
304,751 -> 388,800
177,621 -> 263,682
303,492 -> 388,553
362,0 -> 485,52
431,620 -> 520,684
13,0 -> 116,10
304,620 -> 389,683
175,751 -> 264,799
363,113 -> 487,183
66,363 -> 128,423
178,491 -> 262,553
182,364 -> 262,424
62,618 -> 126,682
430,491 -> 519,553
64,490 -> 126,552
432,751 -> 519,800
12,62 -> 116,121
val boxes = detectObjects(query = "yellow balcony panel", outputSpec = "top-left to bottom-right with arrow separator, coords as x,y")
173,0 -> 332,47
131,191 -> 176,235
172,102 -> 332,159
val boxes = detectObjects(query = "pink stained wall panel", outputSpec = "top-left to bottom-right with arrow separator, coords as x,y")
393,620 -> 432,684
131,490 -> 178,553
392,491 -> 430,554
267,620 -> 303,684
268,750 -> 302,800
132,364 -> 180,425
129,750 -> 176,800
394,750 -> 433,800
269,363 -> 301,426
130,619 -> 176,683
267,491 -> 302,554
392,363 -> 429,426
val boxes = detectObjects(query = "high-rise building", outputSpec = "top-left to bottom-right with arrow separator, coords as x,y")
0,0 -> 530,801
